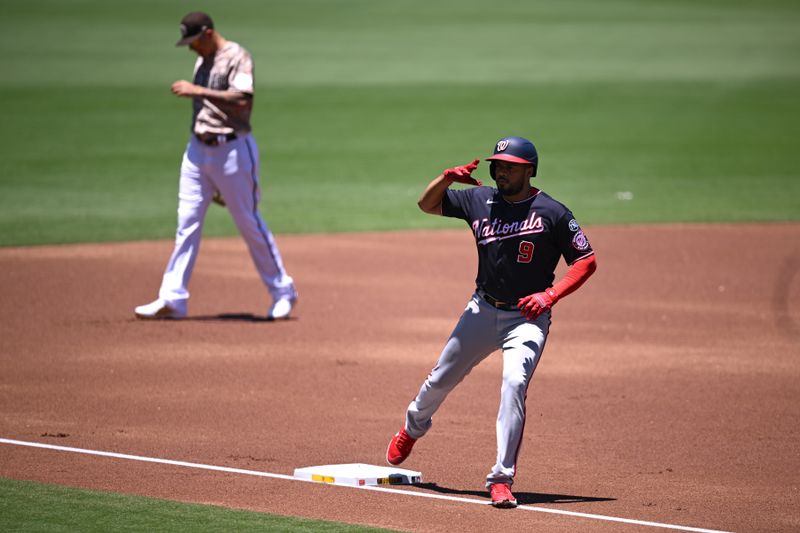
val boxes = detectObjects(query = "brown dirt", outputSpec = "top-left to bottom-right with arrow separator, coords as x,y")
1,224 -> 799,533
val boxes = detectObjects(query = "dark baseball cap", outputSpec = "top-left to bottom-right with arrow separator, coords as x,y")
176,12 -> 214,46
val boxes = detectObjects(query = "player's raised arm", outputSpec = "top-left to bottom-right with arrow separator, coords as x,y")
417,159 -> 481,215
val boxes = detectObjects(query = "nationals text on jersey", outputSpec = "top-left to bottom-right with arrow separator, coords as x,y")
472,212 -> 544,245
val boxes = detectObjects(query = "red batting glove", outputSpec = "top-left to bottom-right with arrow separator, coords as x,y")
518,288 -> 559,320
442,159 -> 482,186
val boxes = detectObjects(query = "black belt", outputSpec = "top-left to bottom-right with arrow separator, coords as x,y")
195,132 -> 237,146
477,289 -> 518,311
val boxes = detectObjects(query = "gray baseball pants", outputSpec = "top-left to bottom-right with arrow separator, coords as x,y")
405,293 -> 550,487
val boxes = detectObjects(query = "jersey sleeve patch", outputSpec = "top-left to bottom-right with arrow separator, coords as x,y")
231,72 -> 254,92
572,230 -> 590,251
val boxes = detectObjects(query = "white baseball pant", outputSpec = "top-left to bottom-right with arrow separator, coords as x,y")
157,134 -> 295,311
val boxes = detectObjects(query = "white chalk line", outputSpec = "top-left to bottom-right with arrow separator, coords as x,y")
1,438 -> 732,533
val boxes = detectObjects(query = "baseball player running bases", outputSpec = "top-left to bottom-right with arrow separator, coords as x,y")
135,12 -> 297,320
387,136 -> 597,508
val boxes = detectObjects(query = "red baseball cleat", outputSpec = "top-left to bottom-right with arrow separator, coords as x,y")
489,483 -> 518,508
386,428 -> 417,465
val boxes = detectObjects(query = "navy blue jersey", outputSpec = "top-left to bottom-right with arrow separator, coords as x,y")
442,186 -> 594,302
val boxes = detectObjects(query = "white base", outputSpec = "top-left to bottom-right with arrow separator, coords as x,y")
293,463 -> 422,487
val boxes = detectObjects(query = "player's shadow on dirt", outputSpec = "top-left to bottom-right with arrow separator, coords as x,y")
414,482 -> 615,505
185,313 -> 296,322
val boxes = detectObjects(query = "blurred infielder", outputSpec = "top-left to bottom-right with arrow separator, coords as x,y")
386,136 -> 597,508
135,12 -> 297,320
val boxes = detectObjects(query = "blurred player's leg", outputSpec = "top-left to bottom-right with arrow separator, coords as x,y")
157,140 -> 214,310
211,135 -> 296,305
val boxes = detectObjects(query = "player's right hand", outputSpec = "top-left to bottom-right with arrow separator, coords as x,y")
518,288 -> 559,320
443,159 -> 482,186
171,80 -> 200,97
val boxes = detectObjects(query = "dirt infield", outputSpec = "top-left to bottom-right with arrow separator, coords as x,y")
1,224 -> 799,532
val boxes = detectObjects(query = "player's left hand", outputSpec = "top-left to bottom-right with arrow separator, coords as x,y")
443,159 -> 482,186
518,288 -> 558,320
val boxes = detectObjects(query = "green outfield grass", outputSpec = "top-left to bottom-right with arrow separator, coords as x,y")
0,478 -> 398,533
0,0 -> 798,245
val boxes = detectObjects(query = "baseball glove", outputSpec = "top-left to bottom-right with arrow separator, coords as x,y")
212,190 -> 226,206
